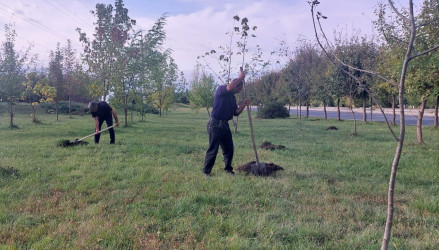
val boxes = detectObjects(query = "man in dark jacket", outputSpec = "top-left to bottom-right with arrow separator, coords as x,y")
202,71 -> 249,176
88,101 -> 119,144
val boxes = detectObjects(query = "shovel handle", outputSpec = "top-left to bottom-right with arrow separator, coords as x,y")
76,124 -> 116,142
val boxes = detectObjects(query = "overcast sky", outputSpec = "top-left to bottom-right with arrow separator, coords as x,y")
0,0 -> 419,77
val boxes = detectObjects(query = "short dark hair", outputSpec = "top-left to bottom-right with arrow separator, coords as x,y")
88,102 -> 98,112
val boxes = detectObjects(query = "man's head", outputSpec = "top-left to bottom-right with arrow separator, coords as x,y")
88,102 -> 98,112
229,78 -> 244,93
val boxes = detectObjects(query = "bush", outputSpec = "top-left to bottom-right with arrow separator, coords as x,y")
142,104 -> 159,114
177,95 -> 190,104
40,101 -> 87,115
257,101 -> 290,119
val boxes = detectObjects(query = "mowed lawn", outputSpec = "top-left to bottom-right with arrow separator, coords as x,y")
0,104 -> 438,249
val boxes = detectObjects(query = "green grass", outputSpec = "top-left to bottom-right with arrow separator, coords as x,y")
0,103 -> 438,249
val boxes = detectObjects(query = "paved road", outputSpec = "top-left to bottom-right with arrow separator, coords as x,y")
289,109 -> 435,126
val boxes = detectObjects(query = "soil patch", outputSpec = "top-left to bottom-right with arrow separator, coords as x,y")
260,141 -> 286,150
325,126 -> 339,131
58,140 -> 89,147
237,161 -> 284,176
0,166 -> 19,177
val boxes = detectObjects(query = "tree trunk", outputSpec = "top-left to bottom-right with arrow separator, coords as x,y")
124,95 -> 128,127
160,97 -> 163,117
298,100 -> 302,125
370,97 -> 373,122
382,90 -> 406,250
32,104 -> 37,123
68,97 -> 72,119
416,97 -> 427,144
131,101 -> 134,124
55,101 -> 59,121
323,100 -> 327,120
434,95 -> 438,128
363,98 -> 367,122
392,94 -> 401,126
233,116 -> 239,134
336,98 -> 341,121
206,106 -> 210,117
306,101 -> 309,118
349,106 -> 357,136
9,102 -> 14,128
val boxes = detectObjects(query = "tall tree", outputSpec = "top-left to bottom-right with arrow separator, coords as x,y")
281,41 -> 317,124
0,25 -> 32,128
77,0 -> 136,101
405,0 -> 439,143
22,71 -> 45,123
148,50 -> 178,117
62,39 -> 78,118
48,44 -> 64,121
189,66 -> 217,116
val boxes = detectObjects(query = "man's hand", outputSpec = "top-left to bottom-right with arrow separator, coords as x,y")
238,70 -> 246,80
95,128 -> 100,134
236,99 -> 250,115
115,121 -> 119,127
242,99 -> 250,107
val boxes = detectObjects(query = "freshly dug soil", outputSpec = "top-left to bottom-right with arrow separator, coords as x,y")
58,140 -> 89,147
0,165 -> 19,177
237,161 -> 284,176
325,126 -> 339,130
260,141 -> 286,150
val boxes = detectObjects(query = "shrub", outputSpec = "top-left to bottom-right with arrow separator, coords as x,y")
257,101 -> 290,119
40,101 -> 87,115
142,104 -> 159,114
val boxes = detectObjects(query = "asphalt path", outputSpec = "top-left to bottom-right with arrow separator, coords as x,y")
288,108 -> 435,126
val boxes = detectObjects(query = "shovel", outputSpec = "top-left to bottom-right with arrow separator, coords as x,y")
75,125 -> 116,143
60,125 -> 116,147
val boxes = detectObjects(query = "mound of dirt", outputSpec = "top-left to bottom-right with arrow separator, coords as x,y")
260,141 -> 286,150
58,140 -> 89,147
325,126 -> 339,131
237,161 -> 284,176
0,166 -> 19,177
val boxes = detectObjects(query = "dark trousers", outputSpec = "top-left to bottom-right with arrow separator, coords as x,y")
203,118 -> 234,174
95,115 -> 115,144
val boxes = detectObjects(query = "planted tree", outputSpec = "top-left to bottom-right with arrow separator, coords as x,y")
22,71 -> 46,123
77,0 -> 136,101
0,25 -> 32,128
189,66 -> 217,116
47,44 -> 64,121
62,39 -> 79,118
310,0 -> 439,248
148,50 -> 178,117
198,15 -> 268,132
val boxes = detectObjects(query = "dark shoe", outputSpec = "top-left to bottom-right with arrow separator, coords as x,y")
225,169 -> 235,175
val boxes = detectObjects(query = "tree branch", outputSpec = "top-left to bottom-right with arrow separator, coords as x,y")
310,1 -> 399,141
410,44 -> 439,60
313,6 -> 399,88
387,0 -> 411,24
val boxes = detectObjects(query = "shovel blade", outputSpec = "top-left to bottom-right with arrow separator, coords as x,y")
251,162 -> 267,176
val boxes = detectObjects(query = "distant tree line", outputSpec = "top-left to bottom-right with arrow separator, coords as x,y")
0,0 -> 186,129
192,1 -> 438,143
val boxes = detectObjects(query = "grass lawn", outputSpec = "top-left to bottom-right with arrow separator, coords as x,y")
0,103 -> 438,249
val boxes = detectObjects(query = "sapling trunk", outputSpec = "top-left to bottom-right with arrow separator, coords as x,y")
240,67 -> 260,167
